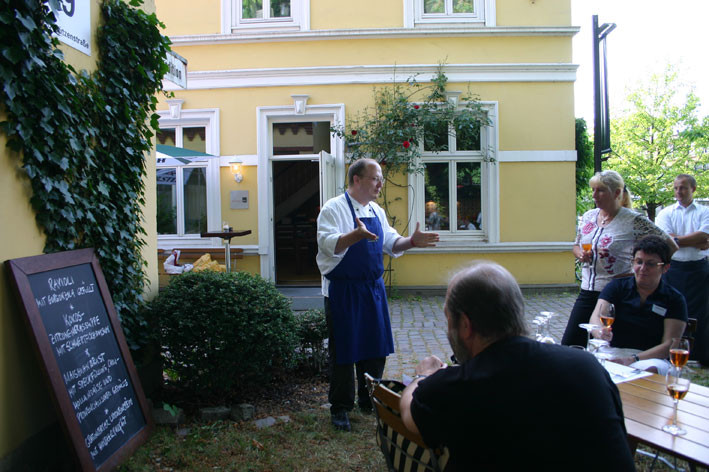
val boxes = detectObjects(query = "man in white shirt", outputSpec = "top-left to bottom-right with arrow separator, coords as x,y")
656,174 -> 709,365
316,158 -> 438,431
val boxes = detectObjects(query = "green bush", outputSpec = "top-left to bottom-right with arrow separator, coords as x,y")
152,271 -> 298,399
294,309 -> 328,373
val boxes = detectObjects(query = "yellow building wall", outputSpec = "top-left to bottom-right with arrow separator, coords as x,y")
157,0 -> 221,36
310,0 -> 403,29
390,251 -> 574,286
170,35 -> 571,71
154,0 -> 576,287
499,162 -> 576,242
0,127 -> 57,458
220,167 -> 259,246
1,0 -> 158,461
496,0 -> 571,26
161,74 -> 576,248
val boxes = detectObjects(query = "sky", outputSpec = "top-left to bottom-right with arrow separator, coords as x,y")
572,0 -> 709,125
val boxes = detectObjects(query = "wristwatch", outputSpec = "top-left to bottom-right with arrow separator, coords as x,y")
411,374 -> 428,381
673,237 -> 680,246
632,354 -> 640,362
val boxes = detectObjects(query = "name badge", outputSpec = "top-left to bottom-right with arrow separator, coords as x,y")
651,304 -> 667,317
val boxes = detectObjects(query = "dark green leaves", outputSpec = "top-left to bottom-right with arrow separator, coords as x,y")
0,0 -> 171,352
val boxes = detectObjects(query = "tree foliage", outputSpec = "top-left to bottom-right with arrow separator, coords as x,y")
575,118 -> 594,214
607,66 -> 709,220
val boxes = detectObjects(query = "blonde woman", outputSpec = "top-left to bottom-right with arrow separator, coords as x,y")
561,170 -> 678,346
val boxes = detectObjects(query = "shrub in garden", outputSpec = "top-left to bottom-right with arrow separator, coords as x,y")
294,309 -> 328,374
152,270 -> 298,400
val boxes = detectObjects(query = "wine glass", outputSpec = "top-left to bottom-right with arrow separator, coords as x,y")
669,338 -> 690,371
538,312 -> 556,344
579,323 -> 600,351
588,339 -> 611,365
531,318 -> 544,341
581,243 -> 592,267
600,303 -> 615,330
662,367 -> 690,436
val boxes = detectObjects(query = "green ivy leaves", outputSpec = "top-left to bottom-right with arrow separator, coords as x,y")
0,0 -> 171,351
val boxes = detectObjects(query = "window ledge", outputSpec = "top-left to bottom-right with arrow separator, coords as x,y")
406,241 -> 574,253
168,26 -> 579,46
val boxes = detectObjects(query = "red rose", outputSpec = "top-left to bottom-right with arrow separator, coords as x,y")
351,130 -> 357,136
414,105 -> 420,109
403,140 -> 411,148
582,222 -> 595,234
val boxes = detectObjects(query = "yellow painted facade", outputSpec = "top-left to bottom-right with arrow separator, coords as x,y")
154,0 -> 578,288
1,0 -> 158,463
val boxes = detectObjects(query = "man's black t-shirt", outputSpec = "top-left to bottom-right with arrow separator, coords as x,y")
410,337 -> 635,471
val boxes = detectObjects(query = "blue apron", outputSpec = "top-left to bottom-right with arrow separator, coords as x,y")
325,193 -> 395,364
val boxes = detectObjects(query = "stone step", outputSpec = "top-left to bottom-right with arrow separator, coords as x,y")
278,286 -> 324,311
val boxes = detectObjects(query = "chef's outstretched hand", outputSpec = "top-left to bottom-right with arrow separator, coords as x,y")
355,217 -> 378,241
410,222 -> 439,248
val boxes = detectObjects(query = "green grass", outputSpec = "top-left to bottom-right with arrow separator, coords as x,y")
119,409 -> 386,472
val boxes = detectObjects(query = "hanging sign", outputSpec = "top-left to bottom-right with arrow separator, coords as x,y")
165,50 -> 188,89
49,0 -> 92,56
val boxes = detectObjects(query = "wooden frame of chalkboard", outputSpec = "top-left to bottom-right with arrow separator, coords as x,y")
5,248 -> 153,472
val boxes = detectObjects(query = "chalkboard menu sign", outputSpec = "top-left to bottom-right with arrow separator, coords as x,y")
6,249 -> 153,472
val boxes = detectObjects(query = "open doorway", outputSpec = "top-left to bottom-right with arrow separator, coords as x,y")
271,120 -> 332,286
273,160 -> 321,285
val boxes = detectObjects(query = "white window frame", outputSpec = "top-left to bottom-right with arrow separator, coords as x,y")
408,101 -> 499,247
405,0 -> 495,27
222,0 -> 310,34
156,108 -> 222,248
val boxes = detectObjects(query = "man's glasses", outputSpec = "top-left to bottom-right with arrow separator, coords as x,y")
366,176 -> 384,184
632,258 -> 665,269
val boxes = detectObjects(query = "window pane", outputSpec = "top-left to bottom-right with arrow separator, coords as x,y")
243,0 -> 263,18
271,0 -> 290,17
455,119 -> 481,151
157,168 -> 177,235
183,167 -> 207,234
273,122 -> 331,155
424,163 -> 450,231
453,0 -> 474,13
456,162 -> 482,231
182,127 -> 206,153
423,120 -> 448,152
424,0 -> 445,13
157,128 -> 176,147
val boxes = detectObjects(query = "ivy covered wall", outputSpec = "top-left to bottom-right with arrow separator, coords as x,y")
0,0 -> 168,462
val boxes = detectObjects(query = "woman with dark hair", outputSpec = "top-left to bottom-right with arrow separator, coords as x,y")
561,171 -> 677,346
588,235 -> 687,374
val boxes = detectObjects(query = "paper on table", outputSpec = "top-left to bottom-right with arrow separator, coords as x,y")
604,361 -> 653,384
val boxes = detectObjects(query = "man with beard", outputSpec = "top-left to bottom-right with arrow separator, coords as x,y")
399,261 -> 635,471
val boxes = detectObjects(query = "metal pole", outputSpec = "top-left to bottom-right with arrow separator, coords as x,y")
592,15 -> 616,173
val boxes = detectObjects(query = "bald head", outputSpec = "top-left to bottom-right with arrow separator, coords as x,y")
445,261 -> 528,340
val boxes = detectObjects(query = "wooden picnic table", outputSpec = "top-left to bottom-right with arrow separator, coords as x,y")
617,371 -> 709,467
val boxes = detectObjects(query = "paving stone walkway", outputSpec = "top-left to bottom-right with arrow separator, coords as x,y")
383,289 -> 579,379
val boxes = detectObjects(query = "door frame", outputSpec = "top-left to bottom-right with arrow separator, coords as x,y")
256,103 -> 345,282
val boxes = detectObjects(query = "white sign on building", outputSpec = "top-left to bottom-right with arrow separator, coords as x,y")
49,0 -> 92,56
165,51 -> 188,89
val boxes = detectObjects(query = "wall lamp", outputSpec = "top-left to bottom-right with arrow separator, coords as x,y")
230,158 -> 243,183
